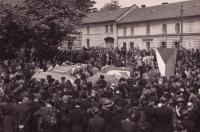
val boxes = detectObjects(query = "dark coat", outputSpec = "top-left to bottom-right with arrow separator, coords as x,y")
118,83 -> 130,97
29,101 -> 44,132
121,119 -> 136,132
69,107 -> 87,132
97,79 -> 107,89
181,118 -> 196,132
100,109 -> 113,132
80,100 -> 91,111
111,114 -> 126,132
13,103 -> 31,126
143,105 -> 156,123
87,116 -> 105,132
154,106 -> 173,132
135,122 -> 153,132
13,103 -> 31,132
1,102 -> 15,132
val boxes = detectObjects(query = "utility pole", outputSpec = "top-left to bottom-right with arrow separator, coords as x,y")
180,2 -> 184,50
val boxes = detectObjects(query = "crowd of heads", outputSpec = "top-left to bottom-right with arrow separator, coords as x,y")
0,47 -> 200,132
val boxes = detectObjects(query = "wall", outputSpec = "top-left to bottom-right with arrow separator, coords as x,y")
81,22 -> 118,48
118,17 -> 200,50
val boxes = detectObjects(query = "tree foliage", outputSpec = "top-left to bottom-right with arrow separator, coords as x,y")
73,0 -> 96,13
0,0 -> 87,60
100,1 -> 121,11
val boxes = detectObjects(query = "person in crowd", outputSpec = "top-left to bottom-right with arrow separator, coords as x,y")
1,46 -> 200,132
87,108 -> 105,132
69,98 -> 87,132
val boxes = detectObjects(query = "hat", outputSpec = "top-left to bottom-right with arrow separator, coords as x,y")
100,75 -> 105,79
93,107 -> 100,115
55,80 -> 59,85
182,109 -> 189,117
62,95 -> 68,102
4,78 -> 10,84
188,86 -> 196,91
116,90 -> 120,95
61,77 -> 66,80
186,102 -> 194,111
103,99 -> 114,108
34,93 -> 41,99
47,75 -> 52,79
21,91 -> 29,97
120,78 -> 126,82
74,98 -> 81,105
110,84 -> 115,90
175,96 -> 185,102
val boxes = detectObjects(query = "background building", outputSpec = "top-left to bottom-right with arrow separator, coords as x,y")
81,5 -> 138,48
81,0 -> 200,50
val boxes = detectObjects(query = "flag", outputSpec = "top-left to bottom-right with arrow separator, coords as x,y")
156,48 -> 177,79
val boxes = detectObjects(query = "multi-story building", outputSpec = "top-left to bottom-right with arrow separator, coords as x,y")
81,5 -> 138,48
81,0 -> 200,50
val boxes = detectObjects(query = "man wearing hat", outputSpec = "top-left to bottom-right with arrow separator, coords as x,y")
87,108 -> 105,132
13,96 -> 31,132
111,106 -> 126,132
69,98 -> 87,132
97,75 -> 107,89
181,109 -> 196,132
58,95 -> 72,132
60,77 -> 66,88
154,97 -> 173,132
29,93 -> 44,132
118,78 -> 130,98
100,99 -> 114,132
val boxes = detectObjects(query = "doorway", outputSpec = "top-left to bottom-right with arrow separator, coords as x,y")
105,37 -> 114,48
146,42 -> 150,51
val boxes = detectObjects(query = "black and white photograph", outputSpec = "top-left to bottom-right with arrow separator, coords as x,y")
0,0 -> 200,132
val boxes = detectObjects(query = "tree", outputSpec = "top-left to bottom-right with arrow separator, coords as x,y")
73,0 -> 96,13
0,0 -> 85,61
100,1 -> 121,11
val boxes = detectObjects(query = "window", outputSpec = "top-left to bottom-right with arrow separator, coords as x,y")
130,42 -> 134,49
123,26 -> 126,36
162,24 -> 167,34
87,39 -> 90,48
106,25 -> 108,33
130,26 -> 134,36
123,42 -> 127,48
161,42 -> 166,48
175,23 -> 180,34
68,41 -> 73,49
87,27 -> 89,34
110,25 -> 113,33
174,42 -> 180,49
146,42 -> 150,51
188,22 -> 193,32
146,23 -> 150,35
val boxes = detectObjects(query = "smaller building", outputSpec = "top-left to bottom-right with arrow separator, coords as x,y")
81,5 -> 138,48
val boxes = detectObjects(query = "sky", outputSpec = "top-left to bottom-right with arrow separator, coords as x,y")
94,0 -> 190,9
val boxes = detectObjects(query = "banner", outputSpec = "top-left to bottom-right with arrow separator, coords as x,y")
156,48 -> 177,79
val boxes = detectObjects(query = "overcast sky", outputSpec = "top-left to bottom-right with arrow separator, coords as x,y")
94,0 -> 190,9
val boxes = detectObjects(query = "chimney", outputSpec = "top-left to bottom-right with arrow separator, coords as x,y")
141,5 -> 146,8
162,2 -> 168,5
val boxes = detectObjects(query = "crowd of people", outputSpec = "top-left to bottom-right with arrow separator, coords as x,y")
0,46 -> 200,132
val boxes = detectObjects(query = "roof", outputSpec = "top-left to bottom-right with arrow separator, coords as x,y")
2,0 -> 18,5
82,7 -> 131,24
119,0 -> 200,23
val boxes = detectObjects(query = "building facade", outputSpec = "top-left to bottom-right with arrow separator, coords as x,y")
81,5 -> 138,48
118,16 -> 200,50
81,0 -> 200,50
